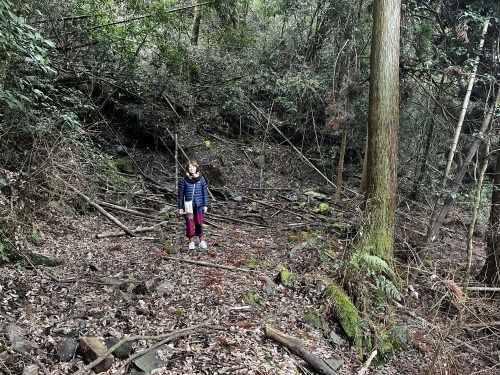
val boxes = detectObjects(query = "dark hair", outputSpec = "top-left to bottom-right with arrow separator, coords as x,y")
185,160 -> 200,172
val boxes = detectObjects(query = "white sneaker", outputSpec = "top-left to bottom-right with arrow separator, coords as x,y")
188,242 -> 195,250
199,241 -> 207,249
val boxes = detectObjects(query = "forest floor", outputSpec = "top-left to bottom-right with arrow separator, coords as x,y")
1,116 -> 499,374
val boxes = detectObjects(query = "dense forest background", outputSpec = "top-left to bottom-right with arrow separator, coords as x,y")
1,0 -> 500,374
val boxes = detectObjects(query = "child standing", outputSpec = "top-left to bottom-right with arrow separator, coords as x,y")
177,160 -> 210,250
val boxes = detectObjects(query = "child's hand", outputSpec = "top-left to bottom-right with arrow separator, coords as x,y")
203,206 -> 208,213
179,209 -> 185,215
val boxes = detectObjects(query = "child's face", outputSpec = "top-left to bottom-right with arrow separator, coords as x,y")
188,164 -> 197,174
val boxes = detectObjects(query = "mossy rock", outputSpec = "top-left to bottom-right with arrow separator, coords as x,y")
304,311 -> 322,328
28,252 -> 59,267
375,325 -> 412,362
114,158 -> 135,174
162,241 -> 179,254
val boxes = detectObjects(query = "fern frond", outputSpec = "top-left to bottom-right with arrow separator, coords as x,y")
377,275 -> 401,302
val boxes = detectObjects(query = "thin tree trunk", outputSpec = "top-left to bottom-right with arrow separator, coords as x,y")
464,141 -> 489,290
411,78 -> 443,198
360,134 -> 368,193
336,127 -> 347,199
442,19 -> 490,185
427,87 -> 500,242
480,151 -> 500,285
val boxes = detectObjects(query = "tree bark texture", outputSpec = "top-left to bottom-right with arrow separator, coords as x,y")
363,0 -> 401,261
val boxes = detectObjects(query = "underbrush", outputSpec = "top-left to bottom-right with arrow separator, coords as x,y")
0,128 -> 141,264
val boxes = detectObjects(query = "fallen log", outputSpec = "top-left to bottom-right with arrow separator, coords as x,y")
264,325 -> 337,375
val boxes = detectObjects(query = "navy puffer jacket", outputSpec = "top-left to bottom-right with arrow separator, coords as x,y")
177,174 -> 209,209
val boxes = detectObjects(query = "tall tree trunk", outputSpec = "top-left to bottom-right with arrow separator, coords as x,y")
442,19 -> 490,186
188,4 -> 202,84
427,87 -> 500,242
362,0 -> 401,261
481,151 -> 500,285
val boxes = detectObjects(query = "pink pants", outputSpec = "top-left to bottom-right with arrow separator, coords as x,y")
185,206 -> 205,238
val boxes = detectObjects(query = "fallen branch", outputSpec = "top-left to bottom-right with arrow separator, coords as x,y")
464,321 -> 500,328
55,175 -> 135,236
115,327 -> 222,374
466,286 -> 500,292
206,212 -> 267,227
357,349 -> 377,375
96,221 -> 169,238
264,325 -> 337,375
73,323 -> 223,375
251,102 -> 337,189
96,200 -> 159,219
242,195 -> 312,221
237,186 -> 293,191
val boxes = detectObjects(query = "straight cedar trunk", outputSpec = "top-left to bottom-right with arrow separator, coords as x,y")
481,152 -> 500,285
188,4 -> 202,83
362,0 -> 401,261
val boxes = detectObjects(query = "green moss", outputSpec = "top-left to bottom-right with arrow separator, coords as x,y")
313,202 -> 330,213
246,293 -> 263,305
172,307 -> 184,316
275,264 -> 292,284
305,311 -> 321,328
326,284 -> 366,349
113,157 -> 135,174
375,326 -> 411,362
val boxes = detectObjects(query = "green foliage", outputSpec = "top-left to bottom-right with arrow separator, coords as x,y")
246,292 -> 263,305
275,264 -> 292,284
350,251 -> 401,302
0,241 -> 9,263
313,202 -> 330,214
0,0 -> 56,114
172,307 -> 184,317
113,157 -> 135,174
